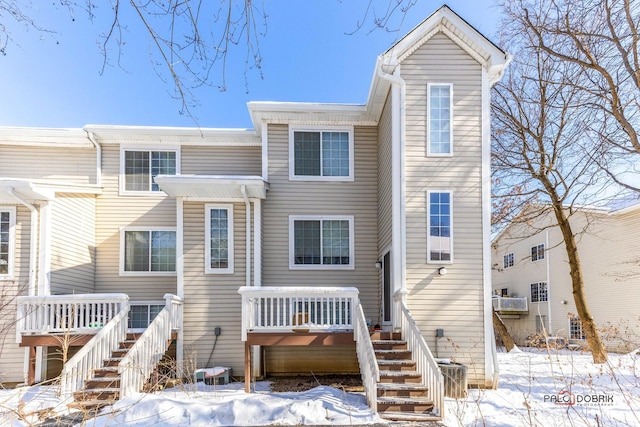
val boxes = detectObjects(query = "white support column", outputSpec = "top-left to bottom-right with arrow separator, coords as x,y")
176,197 -> 184,370
253,199 -> 262,288
38,201 -> 52,296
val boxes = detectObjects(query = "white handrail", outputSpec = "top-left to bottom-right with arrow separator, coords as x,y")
239,286 -> 359,341
59,298 -> 130,399
16,294 -> 129,343
119,294 -> 183,399
353,302 -> 379,412
399,302 -> 444,419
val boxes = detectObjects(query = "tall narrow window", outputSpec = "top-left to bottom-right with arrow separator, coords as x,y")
427,191 -> 452,262
206,205 -> 234,274
530,282 -> 548,303
290,127 -> 354,181
428,83 -> 453,155
122,229 -> 176,274
569,315 -> 586,340
531,244 -> 545,262
0,208 -> 15,278
122,149 -> 178,193
503,253 -> 514,268
290,216 -> 354,269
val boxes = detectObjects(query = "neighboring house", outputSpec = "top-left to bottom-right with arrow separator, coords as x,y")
491,200 -> 640,351
0,6 -> 509,420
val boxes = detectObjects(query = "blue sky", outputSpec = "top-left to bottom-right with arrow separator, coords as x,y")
0,1 -> 502,129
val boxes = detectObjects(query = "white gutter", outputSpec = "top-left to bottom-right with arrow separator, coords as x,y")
6,187 -> 38,296
376,56 -> 407,322
253,199 -> 262,288
85,131 -> 102,187
241,185 -> 251,288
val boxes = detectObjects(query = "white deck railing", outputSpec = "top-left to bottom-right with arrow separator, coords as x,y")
354,302 -> 379,412
16,294 -> 129,343
492,296 -> 528,312
59,297 -> 130,399
119,294 -> 183,399
238,286 -> 359,341
399,302 -> 444,419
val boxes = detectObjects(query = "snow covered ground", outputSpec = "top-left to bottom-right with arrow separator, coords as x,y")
1,347 -> 639,426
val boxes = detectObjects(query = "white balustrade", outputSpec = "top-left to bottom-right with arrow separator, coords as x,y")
354,302 -> 379,412
492,295 -> 528,312
238,286 -> 359,341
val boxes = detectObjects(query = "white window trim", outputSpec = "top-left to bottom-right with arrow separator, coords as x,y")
426,190 -> 454,264
205,204 -> 234,274
289,215 -> 355,270
530,281 -> 548,303
119,226 -> 177,276
569,316 -> 585,340
531,243 -> 545,262
426,83 -> 454,157
119,146 -> 181,196
0,207 -> 16,280
503,252 -> 514,269
288,125 -> 355,182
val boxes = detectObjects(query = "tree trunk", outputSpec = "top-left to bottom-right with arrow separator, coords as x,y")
493,310 -> 516,352
552,204 -> 608,363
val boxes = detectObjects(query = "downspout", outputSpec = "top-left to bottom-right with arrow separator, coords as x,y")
241,185 -> 251,288
376,56 -> 407,327
85,131 -> 102,187
6,188 -> 37,296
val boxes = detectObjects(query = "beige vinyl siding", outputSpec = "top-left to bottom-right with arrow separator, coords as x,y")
0,146 -> 96,183
0,206 -> 32,383
378,93 -> 393,254
50,194 -> 96,294
182,146 -> 261,175
95,145 -> 176,300
182,201 -> 248,375
401,33 -> 486,383
263,124 -> 379,319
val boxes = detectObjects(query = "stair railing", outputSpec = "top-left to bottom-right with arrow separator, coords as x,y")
399,302 -> 444,419
119,294 -> 183,399
59,297 -> 130,399
353,301 -> 379,412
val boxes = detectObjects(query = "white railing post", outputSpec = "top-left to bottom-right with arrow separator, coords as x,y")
353,301 -> 379,413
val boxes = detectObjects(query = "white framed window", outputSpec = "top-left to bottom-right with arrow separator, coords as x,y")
427,83 -> 453,156
120,148 -> 179,194
531,243 -> 545,262
120,227 -> 177,275
503,253 -> 514,268
289,215 -> 354,270
129,302 -> 164,329
535,315 -> 548,333
289,126 -> 354,181
205,204 -> 234,274
530,282 -> 548,303
0,207 -> 16,279
569,315 -> 586,340
427,191 -> 453,263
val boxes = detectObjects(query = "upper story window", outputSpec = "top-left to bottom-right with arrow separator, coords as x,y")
0,207 -> 16,279
289,126 -> 354,181
205,204 -> 234,274
289,215 -> 354,269
427,83 -> 453,156
503,253 -> 514,269
121,148 -> 179,194
427,191 -> 453,263
531,243 -> 545,262
530,282 -> 548,303
121,228 -> 176,275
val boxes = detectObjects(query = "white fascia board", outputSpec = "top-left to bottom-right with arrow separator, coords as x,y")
0,127 -> 94,148
84,125 -> 260,146
248,102 -> 375,130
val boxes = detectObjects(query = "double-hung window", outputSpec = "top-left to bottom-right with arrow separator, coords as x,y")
121,148 -> 178,193
121,228 -> 176,275
205,204 -> 234,274
427,83 -> 453,156
289,126 -> 354,181
531,244 -> 545,262
503,253 -> 514,269
427,191 -> 453,262
530,282 -> 548,303
289,215 -> 354,269
569,315 -> 586,340
0,207 -> 16,279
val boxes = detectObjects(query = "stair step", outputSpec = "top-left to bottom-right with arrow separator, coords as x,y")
84,377 -> 120,389
67,399 -> 111,411
92,367 -> 120,377
372,340 -> 408,351
377,359 -> 416,371
73,388 -> 119,402
370,332 -> 401,341
379,371 -> 422,384
375,350 -> 412,360
119,340 -> 137,348
377,383 -> 428,398
103,357 -> 123,367
111,349 -> 130,357
378,410 -> 441,422
377,396 -> 435,413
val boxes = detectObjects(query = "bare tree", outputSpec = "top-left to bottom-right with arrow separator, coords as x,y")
492,2 -> 609,362
501,0 -> 640,190
0,1 -> 268,120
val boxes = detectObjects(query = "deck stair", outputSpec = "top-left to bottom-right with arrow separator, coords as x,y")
69,333 -> 143,411
371,331 -> 439,422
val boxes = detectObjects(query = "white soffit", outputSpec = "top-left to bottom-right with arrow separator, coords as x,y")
0,127 -> 93,148
154,175 -> 268,200
0,179 -> 100,204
